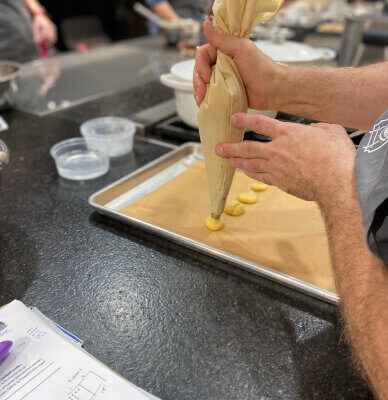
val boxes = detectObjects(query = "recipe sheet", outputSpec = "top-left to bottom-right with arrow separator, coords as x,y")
0,300 -> 158,400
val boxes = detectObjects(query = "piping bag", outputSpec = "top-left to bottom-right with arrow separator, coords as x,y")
198,0 -> 283,220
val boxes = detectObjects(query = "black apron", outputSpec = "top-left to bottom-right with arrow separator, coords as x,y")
356,109 -> 388,263
0,0 -> 39,63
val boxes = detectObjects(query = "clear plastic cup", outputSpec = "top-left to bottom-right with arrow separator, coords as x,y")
50,138 -> 109,180
80,117 -> 136,158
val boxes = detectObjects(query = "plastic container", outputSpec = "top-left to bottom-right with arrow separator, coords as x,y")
80,117 -> 136,157
50,138 -> 109,180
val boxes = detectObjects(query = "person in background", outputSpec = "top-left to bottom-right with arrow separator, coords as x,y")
144,0 -> 209,35
0,0 -> 57,63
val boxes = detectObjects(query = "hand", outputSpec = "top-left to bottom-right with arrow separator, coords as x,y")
215,114 -> 356,204
193,18 -> 284,110
32,14 -> 57,47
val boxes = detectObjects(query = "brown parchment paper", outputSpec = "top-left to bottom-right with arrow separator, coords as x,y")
120,161 -> 335,292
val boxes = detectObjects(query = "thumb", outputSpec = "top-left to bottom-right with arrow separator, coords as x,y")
203,19 -> 243,58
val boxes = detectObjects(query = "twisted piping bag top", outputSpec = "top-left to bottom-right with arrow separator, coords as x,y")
198,0 -> 283,221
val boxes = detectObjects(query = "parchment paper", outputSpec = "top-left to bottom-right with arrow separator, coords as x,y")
120,161 -> 335,292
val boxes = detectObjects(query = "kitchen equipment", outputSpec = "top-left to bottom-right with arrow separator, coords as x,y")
338,15 -> 367,66
80,117 -> 136,157
50,137 -> 110,180
147,111 -> 361,146
254,41 -> 336,65
89,142 -> 338,304
133,2 -> 200,47
0,61 -> 20,111
160,73 -> 199,128
251,25 -> 294,42
0,139 -> 9,169
133,2 -> 168,28
161,59 -> 277,129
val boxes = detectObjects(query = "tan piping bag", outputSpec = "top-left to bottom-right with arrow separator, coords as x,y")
198,0 -> 284,219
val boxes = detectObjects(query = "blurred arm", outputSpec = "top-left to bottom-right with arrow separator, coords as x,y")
23,0 -> 45,13
148,0 -> 180,21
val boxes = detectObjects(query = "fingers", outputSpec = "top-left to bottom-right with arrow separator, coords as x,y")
194,43 -> 217,106
228,156 -> 269,173
32,23 -> 43,44
310,122 -> 332,131
47,24 -> 57,46
203,19 -> 243,58
216,140 -> 270,159
244,171 -> 273,185
193,67 -> 208,107
195,43 -> 216,83
231,113 -> 284,139
32,18 -> 57,46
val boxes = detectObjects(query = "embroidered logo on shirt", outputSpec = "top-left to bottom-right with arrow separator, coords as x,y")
364,119 -> 388,153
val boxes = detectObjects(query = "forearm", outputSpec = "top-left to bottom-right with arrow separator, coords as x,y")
23,0 -> 44,13
153,1 -> 180,21
320,182 -> 388,398
274,62 -> 388,130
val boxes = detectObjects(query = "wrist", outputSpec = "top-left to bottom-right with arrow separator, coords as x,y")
31,8 -> 49,18
268,64 -> 293,111
317,173 -> 358,219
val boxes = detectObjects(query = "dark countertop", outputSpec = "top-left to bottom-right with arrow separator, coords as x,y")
0,79 -> 371,399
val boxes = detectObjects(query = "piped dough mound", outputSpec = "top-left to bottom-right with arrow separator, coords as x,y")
224,200 -> 245,216
205,216 -> 224,231
251,181 -> 268,192
237,190 -> 258,204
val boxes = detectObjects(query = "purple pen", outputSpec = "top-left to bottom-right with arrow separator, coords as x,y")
0,341 -> 12,362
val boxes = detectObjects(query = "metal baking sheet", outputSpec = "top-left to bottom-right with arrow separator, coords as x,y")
89,142 -> 339,304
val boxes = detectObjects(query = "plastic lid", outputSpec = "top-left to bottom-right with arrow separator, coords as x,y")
170,59 -> 195,83
80,117 -> 136,140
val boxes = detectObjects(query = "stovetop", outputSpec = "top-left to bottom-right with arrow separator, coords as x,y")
147,112 -> 365,146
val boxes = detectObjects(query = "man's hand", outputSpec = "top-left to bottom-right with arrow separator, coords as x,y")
194,18 -> 283,110
215,113 -> 356,204
32,14 -> 57,47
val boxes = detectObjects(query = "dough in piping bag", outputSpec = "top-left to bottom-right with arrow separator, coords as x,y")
198,0 -> 283,219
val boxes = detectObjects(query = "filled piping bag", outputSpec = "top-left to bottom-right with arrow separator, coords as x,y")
198,0 -> 283,221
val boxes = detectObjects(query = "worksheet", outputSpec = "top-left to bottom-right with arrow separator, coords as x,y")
0,301 -> 158,400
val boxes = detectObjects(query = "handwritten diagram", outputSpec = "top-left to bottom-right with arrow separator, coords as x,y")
68,372 -> 105,400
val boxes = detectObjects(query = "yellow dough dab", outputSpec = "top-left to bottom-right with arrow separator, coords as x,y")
251,180 -> 269,192
224,200 -> 245,216
238,190 -> 258,204
205,216 -> 224,231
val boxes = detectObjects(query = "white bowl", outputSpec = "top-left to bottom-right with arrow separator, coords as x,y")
254,40 -> 336,65
50,137 -> 110,181
80,117 -> 136,158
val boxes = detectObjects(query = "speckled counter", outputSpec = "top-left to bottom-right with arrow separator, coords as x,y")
0,78 -> 371,399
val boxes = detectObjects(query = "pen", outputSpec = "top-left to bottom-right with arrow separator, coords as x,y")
0,341 -> 12,362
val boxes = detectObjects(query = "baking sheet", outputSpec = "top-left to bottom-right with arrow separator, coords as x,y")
89,143 -> 338,304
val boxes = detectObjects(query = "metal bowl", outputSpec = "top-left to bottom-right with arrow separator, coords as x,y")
0,61 -> 20,111
0,139 -> 9,169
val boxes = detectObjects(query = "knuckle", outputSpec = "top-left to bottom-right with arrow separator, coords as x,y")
267,144 -> 279,157
242,141 -> 253,156
253,159 -> 263,171
278,127 -> 289,136
233,158 -> 243,169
